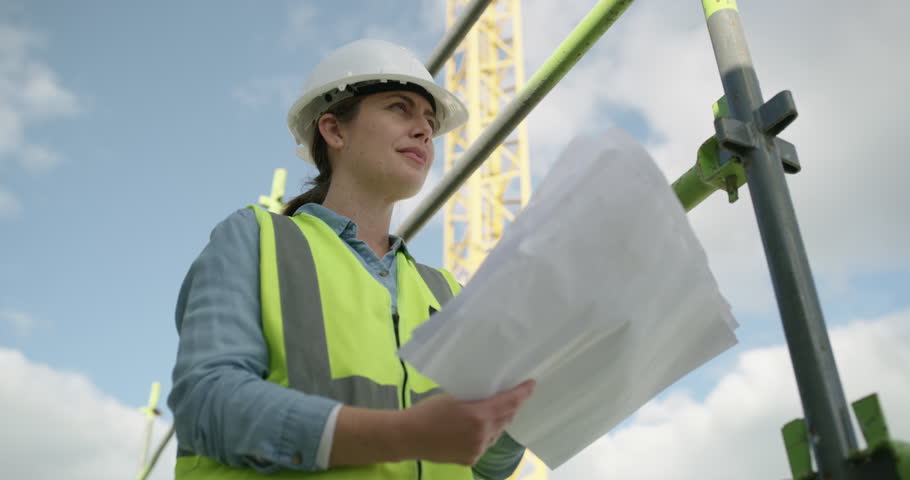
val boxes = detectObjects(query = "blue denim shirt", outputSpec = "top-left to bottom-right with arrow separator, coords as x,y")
168,204 -> 524,478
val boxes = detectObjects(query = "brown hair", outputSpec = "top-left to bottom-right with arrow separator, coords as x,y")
283,96 -> 363,216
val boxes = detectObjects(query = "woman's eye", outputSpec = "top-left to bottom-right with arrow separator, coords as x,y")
392,102 -> 407,111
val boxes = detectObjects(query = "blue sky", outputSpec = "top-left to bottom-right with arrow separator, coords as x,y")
1,1 -> 908,479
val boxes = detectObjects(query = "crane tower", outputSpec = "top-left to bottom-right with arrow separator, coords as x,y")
443,2 -> 544,479
443,0 -> 532,284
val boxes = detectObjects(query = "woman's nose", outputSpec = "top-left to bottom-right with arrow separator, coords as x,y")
412,118 -> 434,140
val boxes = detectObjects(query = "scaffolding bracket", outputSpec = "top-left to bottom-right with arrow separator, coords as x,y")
713,94 -> 801,174
782,394 -> 910,480
669,94 -> 800,210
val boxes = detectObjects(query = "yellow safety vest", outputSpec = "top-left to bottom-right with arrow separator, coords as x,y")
175,207 -> 471,480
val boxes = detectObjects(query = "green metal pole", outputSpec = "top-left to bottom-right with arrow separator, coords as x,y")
782,418 -> 814,480
396,0 -> 637,241
258,168 -> 287,214
851,395 -> 910,479
137,425 -> 175,480
672,166 -> 717,211
671,99 -> 748,211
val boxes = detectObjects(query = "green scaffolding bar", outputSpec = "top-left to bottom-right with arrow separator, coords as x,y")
671,97 -> 746,211
396,0 -> 637,241
782,418 -> 814,480
852,394 -> 910,480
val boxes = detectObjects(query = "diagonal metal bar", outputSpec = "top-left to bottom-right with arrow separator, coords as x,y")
425,0 -> 494,77
398,0 -> 637,241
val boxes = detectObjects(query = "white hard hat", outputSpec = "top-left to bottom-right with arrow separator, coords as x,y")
287,39 -> 468,164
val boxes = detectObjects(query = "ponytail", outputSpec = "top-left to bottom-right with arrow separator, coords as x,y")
282,96 -> 363,216
282,134 -> 332,214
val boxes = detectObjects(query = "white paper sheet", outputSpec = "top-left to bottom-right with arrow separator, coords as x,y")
399,129 -> 738,468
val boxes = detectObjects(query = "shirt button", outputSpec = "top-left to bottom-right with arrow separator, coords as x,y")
379,271 -> 389,277
291,454 -> 302,465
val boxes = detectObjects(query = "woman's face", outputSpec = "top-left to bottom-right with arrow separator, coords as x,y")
335,90 -> 438,201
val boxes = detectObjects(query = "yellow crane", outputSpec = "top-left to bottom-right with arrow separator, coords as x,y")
443,0 -> 532,285
443,1 -> 544,478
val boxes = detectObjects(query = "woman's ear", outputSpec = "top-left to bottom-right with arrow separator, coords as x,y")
317,113 -> 344,149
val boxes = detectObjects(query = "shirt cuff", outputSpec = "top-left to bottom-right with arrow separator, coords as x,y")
315,404 -> 342,469
273,393 -> 340,472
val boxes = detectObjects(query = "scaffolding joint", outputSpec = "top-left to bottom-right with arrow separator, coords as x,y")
713,94 -> 801,175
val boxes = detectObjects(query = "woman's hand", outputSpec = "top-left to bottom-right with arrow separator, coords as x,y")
398,379 -> 536,465
330,380 -> 535,467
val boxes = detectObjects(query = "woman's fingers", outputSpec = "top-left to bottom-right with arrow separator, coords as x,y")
485,379 -> 536,417
479,379 -> 536,443
400,379 -> 536,465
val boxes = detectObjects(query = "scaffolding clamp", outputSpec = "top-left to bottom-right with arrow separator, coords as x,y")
714,93 -> 801,174
782,393 -> 910,479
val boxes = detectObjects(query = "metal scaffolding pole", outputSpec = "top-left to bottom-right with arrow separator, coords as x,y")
397,0 -> 636,241
701,1 -> 858,478
425,0 -> 493,76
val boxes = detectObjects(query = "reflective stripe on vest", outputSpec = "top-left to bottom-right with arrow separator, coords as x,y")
175,207 -> 469,480
271,211 -> 399,408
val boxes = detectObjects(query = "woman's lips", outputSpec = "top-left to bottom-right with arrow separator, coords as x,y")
398,147 -> 427,165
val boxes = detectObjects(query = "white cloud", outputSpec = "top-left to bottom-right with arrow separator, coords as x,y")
248,2 -> 447,113
231,74 -> 306,109
19,143 -> 62,172
0,348 -> 176,480
0,308 -> 35,335
361,2 -> 447,57
232,3 -> 321,114
516,0 -> 909,314
541,307 -> 910,480
0,185 -> 22,217
0,103 -> 24,156
281,3 -> 321,52
2,311 -> 902,480
281,1 -> 445,57
17,60 -> 79,118
0,24 -> 77,173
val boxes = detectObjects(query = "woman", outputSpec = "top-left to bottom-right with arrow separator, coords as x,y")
168,39 -> 535,480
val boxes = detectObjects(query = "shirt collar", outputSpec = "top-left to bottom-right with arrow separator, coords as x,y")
294,203 -> 412,259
